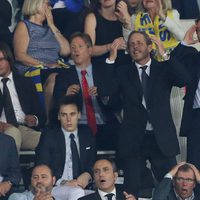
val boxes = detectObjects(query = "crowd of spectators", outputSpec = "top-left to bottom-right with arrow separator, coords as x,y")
1,0 -> 200,200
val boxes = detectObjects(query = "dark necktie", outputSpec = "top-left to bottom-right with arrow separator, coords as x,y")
81,70 -> 97,135
105,193 -> 114,200
1,78 -> 18,127
70,133 -> 80,179
140,65 -> 150,104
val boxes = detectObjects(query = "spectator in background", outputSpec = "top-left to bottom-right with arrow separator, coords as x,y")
171,19 -> 200,170
9,164 -> 57,200
0,42 -> 44,152
0,134 -> 21,200
117,0 -> 184,61
0,0 -> 13,50
13,0 -> 70,122
51,0 -> 91,40
153,162 -> 200,200
84,0 -> 129,66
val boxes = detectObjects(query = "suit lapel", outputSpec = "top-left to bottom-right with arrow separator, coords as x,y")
77,128 -> 85,171
59,129 -> 67,168
128,63 -> 143,100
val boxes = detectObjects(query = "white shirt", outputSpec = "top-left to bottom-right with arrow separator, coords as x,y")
56,128 -> 79,185
98,188 -> 116,200
0,72 -> 25,124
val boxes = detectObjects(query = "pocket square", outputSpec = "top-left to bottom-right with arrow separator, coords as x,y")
86,146 -> 91,150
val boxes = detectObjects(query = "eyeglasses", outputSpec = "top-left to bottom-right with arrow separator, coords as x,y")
174,177 -> 195,183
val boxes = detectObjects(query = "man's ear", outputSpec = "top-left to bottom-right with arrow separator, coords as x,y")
148,44 -> 153,53
52,176 -> 56,185
114,172 -> 118,181
78,112 -> 81,119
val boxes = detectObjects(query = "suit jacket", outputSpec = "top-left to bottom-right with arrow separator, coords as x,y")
108,56 -> 189,158
36,125 -> 96,180
153,177 -> 200,200
0,72 -> 45,128
0,134 -> 21,185
171,44 -> 200,137
78,189 -> 126,200
52,63 -> 119,125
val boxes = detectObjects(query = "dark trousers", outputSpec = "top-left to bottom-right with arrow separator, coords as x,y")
122,132 -> 177,197
187,109 -> 200,170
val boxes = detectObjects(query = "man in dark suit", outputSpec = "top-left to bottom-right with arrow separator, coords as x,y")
78,158 -> 136,200
0,42 -> 45,152
172,20 -> 200,170
53,32 -> 119,150
36,95 -> 96,200
107,31 -> 189,197
153,162 -> 200,200
0,134 -> 21,199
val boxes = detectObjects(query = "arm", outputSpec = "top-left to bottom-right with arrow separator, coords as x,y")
45,6 -> 70,57
84,13 -> 125,56
13,21 -> 44,67
84,13 -> 109,56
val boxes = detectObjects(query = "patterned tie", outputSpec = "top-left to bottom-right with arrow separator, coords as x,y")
105,193 -> 114,200
70,133 -> 81,179
1,78 -> 18,127
140,65 -> 150,104
81,70 -> 97,135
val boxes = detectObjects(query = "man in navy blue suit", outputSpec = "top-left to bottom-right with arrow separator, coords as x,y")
36,95 -> 96,200
0,134 -> 21,199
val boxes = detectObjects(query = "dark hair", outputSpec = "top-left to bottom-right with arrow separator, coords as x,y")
177,164 -> 195,174
58,95 -> 82,113
33,164 -> 54,177
93,158 -> 118,173
70,32 -> 93,47
0,42 -> 14,69
175,164 -> 196,181
195,16 -> 200,24
127,30 -> 152,50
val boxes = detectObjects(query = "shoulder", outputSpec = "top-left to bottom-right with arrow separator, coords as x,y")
78,125 -> 93,137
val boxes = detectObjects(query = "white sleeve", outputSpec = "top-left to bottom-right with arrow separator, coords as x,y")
123,14 -> 136,42
163,9 -> 185,41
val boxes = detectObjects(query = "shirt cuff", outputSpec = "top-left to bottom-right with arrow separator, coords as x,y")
165,173 -> 173,179
105,58 -> 115,64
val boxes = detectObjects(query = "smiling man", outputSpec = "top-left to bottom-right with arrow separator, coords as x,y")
36,95 -> 96,200
153,162 -> 200,200
79,159 -> 136,200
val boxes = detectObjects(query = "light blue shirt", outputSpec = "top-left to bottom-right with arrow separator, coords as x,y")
8,190 -> 61,200
75,64 -> 105,124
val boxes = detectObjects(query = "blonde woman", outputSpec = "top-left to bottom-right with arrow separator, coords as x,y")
13,0 -> 70,122
117,0 -> 184,60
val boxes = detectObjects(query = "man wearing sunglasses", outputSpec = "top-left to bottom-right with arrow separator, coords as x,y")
153,162 -> 200,200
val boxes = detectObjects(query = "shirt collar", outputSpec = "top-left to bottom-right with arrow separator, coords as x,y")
0,72 -> 13,83
98,188 -> 116,200
135,59 -> 151,71
75,64 -> 93,76
61,128 -> 78,139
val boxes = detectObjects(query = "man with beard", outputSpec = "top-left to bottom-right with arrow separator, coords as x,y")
8,164 -> 57,200
153,162 -> 200,200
